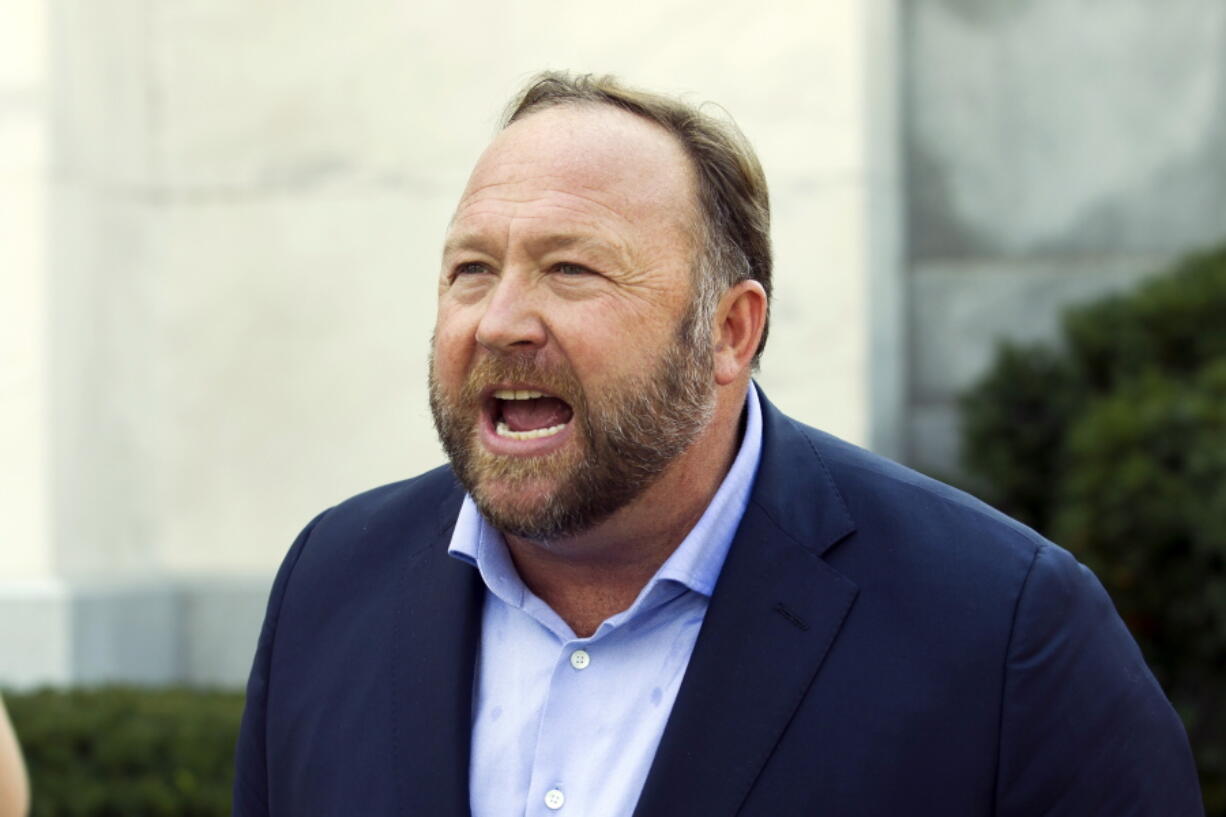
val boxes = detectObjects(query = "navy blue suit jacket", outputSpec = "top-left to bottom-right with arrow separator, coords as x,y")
234,392 -> 1202,816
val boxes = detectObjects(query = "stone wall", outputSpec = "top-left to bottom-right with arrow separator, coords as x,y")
903,0 -> 1226,474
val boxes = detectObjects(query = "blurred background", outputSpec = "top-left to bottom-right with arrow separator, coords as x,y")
1,0 -> 1223,813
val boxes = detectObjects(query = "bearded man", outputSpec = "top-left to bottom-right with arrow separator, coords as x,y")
233,73 -> 1202,817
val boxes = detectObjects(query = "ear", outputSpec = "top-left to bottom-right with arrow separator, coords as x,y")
712,280 -> 768,386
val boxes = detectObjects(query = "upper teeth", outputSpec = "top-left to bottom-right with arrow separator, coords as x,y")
493,389 -> 546,400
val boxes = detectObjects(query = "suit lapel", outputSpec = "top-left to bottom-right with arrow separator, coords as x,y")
391,480 -> 483,817
633,392 -> 860,817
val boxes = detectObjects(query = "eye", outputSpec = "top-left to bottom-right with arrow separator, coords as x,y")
451,261 -> 491,279
553,262 -> 594,277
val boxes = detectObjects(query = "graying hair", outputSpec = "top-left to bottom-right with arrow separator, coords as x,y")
502,71 -> 773,365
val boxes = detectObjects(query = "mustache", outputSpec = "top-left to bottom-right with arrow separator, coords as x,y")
458,353 -> 587,411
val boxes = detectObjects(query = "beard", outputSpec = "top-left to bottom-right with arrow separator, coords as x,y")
428,307 -> 716,542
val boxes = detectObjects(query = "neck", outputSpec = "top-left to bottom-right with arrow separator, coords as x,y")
504,380 -> 748,637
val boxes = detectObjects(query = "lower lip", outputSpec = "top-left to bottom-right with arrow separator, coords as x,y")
478,405 -> 575,457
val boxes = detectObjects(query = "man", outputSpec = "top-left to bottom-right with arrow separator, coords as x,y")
234,73 -> 1202,816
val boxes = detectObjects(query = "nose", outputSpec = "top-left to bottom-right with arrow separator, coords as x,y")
474,271 -> 548,353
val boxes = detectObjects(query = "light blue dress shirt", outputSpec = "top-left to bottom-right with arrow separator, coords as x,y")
447,384 -> 763,817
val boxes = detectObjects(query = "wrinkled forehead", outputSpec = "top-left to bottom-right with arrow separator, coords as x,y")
450,104 -> 702,239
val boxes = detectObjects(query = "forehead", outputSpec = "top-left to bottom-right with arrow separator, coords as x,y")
448,104 -> 699,249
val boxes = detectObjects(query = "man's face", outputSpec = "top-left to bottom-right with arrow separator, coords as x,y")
429,104 -> 717,541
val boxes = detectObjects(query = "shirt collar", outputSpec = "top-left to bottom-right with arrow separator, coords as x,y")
448,382 -> 763,605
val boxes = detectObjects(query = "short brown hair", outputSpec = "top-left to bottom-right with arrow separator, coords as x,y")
503,72 -> 773,364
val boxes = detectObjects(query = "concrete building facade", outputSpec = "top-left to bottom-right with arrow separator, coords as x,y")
902,0 -> 1226,473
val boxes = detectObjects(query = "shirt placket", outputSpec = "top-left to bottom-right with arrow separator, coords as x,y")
523,635 -> 606,817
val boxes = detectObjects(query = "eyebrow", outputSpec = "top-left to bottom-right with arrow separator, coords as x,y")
442,231 -> 497,258
526,234 -> 610,256
442,232 -> 624,263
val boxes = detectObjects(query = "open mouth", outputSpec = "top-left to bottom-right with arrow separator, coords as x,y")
489,389 -> 575,440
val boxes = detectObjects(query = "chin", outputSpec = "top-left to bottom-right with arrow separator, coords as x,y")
474,477 -> 557,514
471,469 -> 633,542
466,471 -> 559,528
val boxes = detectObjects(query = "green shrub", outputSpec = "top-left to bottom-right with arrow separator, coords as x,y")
960,342 -> 1082,531
3,687 -> 244,817
960,245 -> 1226,815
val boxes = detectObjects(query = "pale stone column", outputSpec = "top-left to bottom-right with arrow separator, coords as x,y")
0,0 -> 51,580
0,0 -> 184,686
0,0 -> 69,686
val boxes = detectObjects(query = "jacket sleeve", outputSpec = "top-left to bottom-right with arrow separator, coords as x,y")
232,510 -> 329,817
994,541 -> 1204,816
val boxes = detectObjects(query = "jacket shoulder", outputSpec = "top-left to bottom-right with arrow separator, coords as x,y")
307,464 -> 464,549
760,414 -> 1049,618
268,464 -> 466,598
752,408 -> 1201,814
798,421 -> 1048,561
818,419 -> 1039,527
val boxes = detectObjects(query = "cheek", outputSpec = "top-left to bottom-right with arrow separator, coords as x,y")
555,331 -> 663,393
562,304 -> 676,359
431,316 -> 477,386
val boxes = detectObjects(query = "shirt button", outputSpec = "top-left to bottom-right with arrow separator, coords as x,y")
569,649 -> 591,670
544,788 -> 565,810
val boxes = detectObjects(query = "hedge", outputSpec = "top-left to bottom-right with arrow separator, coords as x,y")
3,687 -> 243,817
960,245 -> 1226,815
